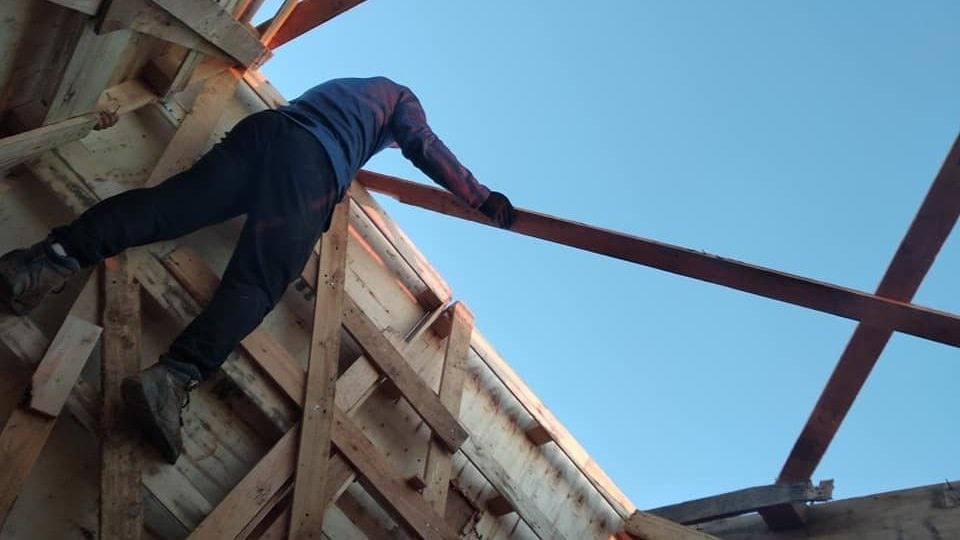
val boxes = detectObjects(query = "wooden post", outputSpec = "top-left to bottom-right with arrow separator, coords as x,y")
422,302 -> 474,514
100,256 -> 143,539
288,202 -> 349,539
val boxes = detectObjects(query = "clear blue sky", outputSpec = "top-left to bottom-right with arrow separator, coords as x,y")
258,1 -> 960,509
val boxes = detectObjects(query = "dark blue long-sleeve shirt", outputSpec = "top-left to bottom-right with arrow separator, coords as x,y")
277,77 -> 490,208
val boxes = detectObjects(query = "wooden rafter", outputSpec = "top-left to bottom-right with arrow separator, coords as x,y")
357,171 -> 960,348
761,134 -> 960,528
256,0 -> 367,49
289,202 -> 349,539
149,0 -> 266,66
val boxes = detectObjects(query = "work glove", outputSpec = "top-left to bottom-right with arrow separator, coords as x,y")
478,191 -> 516,229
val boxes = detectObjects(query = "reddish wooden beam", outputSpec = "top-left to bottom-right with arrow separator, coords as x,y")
257,0 -> 367,49
772,135 -> 960,485
356,170 -> 960,348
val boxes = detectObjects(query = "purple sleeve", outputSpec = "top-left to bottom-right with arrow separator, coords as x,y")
390,88 -> 490,208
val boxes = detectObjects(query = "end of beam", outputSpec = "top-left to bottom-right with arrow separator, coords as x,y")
486,494 -> 515,517
524,422 -> 553,446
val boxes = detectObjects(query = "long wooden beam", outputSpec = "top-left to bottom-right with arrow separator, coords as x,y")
0,79 -> 155,171
256,0 -> 367,49
761,134 -> 960,528
357,170 -> 960,348
648,480 -> 833,526
149,0 -> 266,66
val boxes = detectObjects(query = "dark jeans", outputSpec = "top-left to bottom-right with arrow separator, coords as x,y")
52,111 -> 339,381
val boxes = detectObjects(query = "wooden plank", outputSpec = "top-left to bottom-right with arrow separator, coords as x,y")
357,170 -> 960,348
422,302 -> 473,514
28,315 -> 102,417
44,0 -> 102,17
649,481 -> 833,526
0,276 -> 101,524
100,254 -> 144,540
149,0 -> 266,66
43,20 -> 132,124
99,0 -> 229,61
624,512 -> 718,540
776,135 -> 960,482
145,69 -> 240,188
703,481 -> 960,540
341,295 -> 468,451
257,0 -> 367,49
289,203 -> 350,539
0,115 -> 97,170
1,79 -> 155,171
460,435 -> 567,540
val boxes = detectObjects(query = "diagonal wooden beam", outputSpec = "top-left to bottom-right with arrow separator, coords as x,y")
0,276 -> 101,525
100,255 -> 144,539
256,0 -> 367,49
357,170 -> 960,349
762,134 -> 960,528
341,295 -> 469,451
289,203 -> 349,539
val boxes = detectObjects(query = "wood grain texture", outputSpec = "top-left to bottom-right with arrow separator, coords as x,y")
100,255 -> 144,540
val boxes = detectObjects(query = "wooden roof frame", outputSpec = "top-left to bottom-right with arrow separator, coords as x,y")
1,0 -> 956,537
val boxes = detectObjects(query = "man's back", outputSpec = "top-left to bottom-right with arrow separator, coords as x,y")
278,77 -> 490,208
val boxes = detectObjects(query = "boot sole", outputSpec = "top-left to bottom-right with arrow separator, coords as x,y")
121,377 -> 181,464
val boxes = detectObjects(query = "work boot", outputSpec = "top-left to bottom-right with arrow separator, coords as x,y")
122,363 -> 198,464
0,239 -> 81,315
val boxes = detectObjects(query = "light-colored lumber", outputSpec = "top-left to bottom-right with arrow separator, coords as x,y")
705,481 -> 960,540
624,511 -> 718,540
289,203 -> 350,539
257,0 -> 367,49
43,21 -> 132,124
422,302 -> 473,514
28,315 -> 102,417
149,0 -> 266,66
649,481 -> 833,526
341,294 -> 468,451
357,170 -> 960,348
0,115 -> 96,171
145,69 -> 240,188
0,276 -> 101,524
100,255 -> 144,540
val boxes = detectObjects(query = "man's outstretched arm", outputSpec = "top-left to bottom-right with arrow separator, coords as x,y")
391,89 -> 515,228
